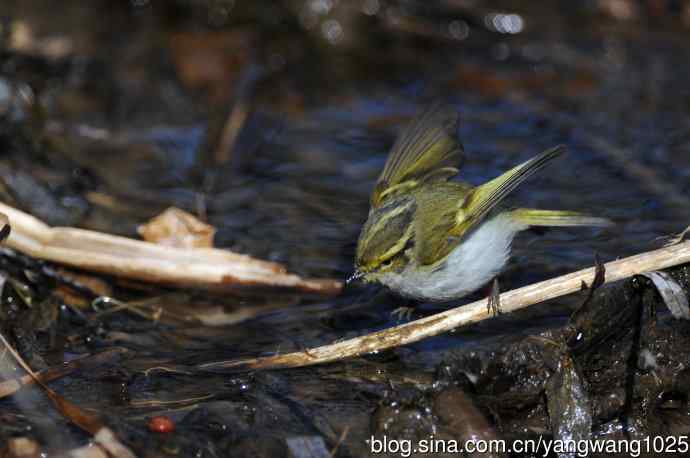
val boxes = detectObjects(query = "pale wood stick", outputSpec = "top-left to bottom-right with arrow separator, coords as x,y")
0,202 -> 341,295
199,240 -> 690,371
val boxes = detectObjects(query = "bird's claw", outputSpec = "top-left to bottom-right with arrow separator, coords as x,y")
391,306 -> 415,321
487,279 -> 502,317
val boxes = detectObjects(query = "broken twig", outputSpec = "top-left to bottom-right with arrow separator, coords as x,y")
0,348 -> 127,399
198,240 -> 690,371
0,333 -> 135,458
0,202 -> 340,295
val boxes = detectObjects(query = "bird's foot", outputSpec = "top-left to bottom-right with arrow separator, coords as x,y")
487,279 -> 502,317
391,306 -> 415,321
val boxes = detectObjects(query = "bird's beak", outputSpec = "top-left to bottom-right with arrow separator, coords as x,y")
346,269 -> 364,285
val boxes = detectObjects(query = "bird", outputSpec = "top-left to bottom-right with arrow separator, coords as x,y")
348,103 -> 610,314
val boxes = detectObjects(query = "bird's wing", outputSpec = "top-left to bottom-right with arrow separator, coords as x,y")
414,146 -> 565,265
370,103 -> 464,208
413,146 -> 566,266
413,182 -> 472,266
450,145 -> 566,239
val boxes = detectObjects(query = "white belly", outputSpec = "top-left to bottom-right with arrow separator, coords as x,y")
378,213 -> 526,301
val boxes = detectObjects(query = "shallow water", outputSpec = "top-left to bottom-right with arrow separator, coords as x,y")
1,0 -> 690,455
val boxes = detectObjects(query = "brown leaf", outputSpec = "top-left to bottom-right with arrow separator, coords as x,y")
138,207 -> 216,249
168,30 -> 253,102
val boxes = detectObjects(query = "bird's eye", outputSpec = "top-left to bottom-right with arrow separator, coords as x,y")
381,259 -> 393,269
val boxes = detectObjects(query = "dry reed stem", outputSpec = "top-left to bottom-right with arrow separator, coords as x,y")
0,202 -> 341,295
198,240 -> 690,371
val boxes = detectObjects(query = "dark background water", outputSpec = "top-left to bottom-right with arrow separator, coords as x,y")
0,0 -> 689,456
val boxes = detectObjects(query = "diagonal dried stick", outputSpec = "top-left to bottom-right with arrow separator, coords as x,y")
0,332 -> 137,458
0,201 -> 340,296
0,332 -> 100,431
0,347 -> 127,399
0,212 -> 135,457
198,240 -> 690,372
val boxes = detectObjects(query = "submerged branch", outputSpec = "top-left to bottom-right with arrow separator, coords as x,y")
0,348 -> 127,399
0,202 -> 341,295
199,240 -> 690,371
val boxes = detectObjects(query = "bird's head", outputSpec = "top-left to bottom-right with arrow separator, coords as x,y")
348,194 -> 414,284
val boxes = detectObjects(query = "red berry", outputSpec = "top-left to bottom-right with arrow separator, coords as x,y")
148,415 -> 175,433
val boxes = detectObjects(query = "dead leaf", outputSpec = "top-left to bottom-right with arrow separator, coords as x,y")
168,30 -> 253,102
138,207 -> 215,249
639,271 -> 690,320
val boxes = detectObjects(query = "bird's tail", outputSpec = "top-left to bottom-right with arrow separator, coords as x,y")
510,208 -> 612,227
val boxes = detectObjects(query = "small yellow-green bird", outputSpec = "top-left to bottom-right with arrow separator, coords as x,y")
349,104 -> 610,303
